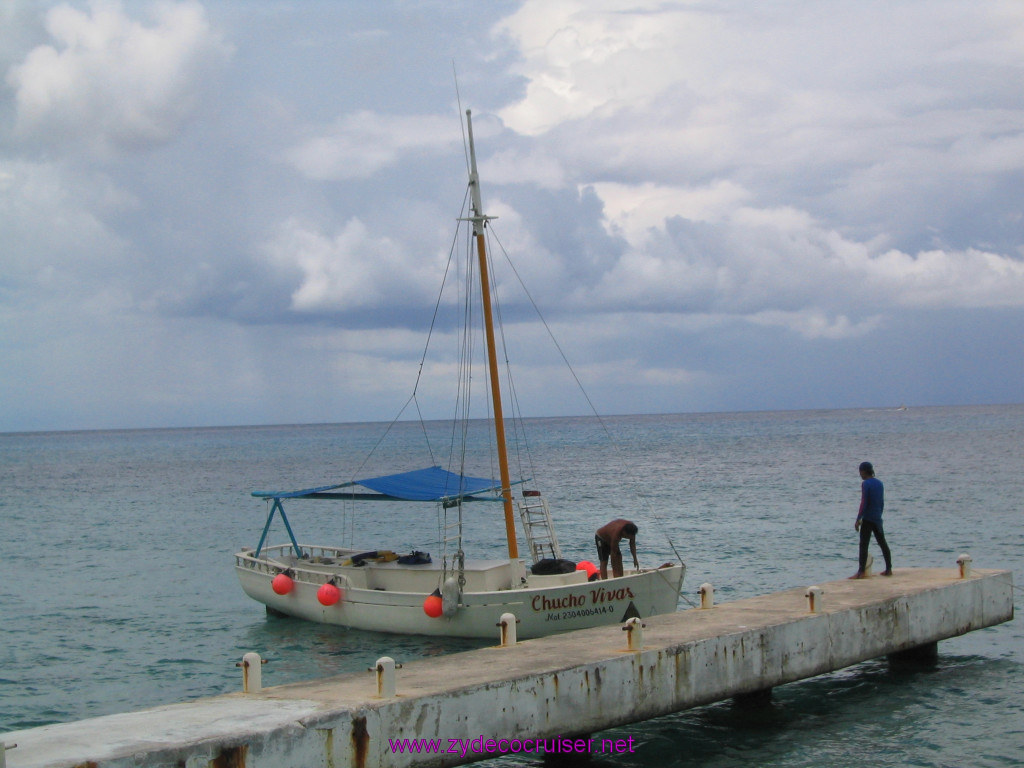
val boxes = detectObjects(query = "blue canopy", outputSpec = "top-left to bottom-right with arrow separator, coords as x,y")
354,466 -> 501,501
253,466 -> 506,502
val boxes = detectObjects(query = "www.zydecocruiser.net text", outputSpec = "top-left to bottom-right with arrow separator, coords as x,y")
388,735 -> 638,758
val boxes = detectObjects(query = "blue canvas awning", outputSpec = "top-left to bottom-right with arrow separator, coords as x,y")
253,466 -> 507,502
353,466 -> 501,501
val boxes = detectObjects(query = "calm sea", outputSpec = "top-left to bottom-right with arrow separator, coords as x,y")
1,405 -> 1021,767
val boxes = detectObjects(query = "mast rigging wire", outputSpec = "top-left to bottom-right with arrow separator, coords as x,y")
485,226 -> 686,567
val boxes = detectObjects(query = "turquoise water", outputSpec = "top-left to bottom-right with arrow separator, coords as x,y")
1,405 -> 1021,766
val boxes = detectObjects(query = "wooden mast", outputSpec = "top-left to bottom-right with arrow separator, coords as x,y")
465,109 -> 519,560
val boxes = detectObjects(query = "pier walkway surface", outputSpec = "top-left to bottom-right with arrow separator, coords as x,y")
2,566 -> 1014,768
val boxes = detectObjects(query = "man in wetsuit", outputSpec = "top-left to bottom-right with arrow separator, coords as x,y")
595,519 -> 639,579
850,461 -> 893,578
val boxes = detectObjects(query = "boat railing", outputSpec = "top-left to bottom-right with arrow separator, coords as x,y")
235,544 -> 529,594
235,547 -> 364,589
234,544 -> 355,576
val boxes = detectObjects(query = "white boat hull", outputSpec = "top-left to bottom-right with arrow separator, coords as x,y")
235,545 -> 684,639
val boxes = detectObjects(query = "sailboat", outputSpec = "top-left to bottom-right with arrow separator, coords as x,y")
234,110 -> 686,639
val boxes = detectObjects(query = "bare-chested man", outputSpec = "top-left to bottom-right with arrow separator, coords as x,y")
594,518 -> 639,579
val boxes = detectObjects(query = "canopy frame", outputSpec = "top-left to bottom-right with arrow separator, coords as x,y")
250,466 -> 526,557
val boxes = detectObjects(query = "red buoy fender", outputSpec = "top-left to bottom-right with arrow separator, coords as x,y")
317,582 -> 342,606
423,588 -> 443,618
576,560 -> 599,580
271,572 -> 294,595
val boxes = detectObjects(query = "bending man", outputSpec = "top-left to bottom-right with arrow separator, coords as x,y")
595,519 -> 639,579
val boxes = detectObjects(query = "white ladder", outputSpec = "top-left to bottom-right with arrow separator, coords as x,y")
517,495 -> 562,563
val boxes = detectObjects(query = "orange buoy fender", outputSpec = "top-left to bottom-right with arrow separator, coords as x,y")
576,560 -> 599,580
423,588 -> 443,618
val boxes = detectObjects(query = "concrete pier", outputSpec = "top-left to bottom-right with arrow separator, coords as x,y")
3,566 -> 1014,768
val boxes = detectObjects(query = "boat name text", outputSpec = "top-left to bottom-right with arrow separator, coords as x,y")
531,586 -> 635,612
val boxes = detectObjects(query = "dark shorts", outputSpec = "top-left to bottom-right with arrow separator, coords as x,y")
595,534 -> 611,561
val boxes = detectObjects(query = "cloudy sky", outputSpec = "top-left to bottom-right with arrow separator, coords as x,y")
2,0 -> 1023,432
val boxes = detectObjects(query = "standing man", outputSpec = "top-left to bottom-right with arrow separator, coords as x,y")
850,461 -> 893,578
595,519 -> 639,579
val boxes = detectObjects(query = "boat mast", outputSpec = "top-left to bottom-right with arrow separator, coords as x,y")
465,109 -> 519,560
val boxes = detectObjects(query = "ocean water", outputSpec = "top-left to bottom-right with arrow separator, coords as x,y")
1,405 -> 1021,767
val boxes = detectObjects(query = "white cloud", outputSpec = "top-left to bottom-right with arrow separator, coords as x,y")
3,1 -> 1024,431
495,1 -> 1024,251
579,180 -> 1024,332
286,111 -> 463,180
869,247 -> 1024,309
484,147 -> 566,190
478,199 -> 570,302
496,0 -> 705,136
747,310 -> 884,340
262,217 -> 445,313
0,158 -> 132,286
6,0 -> 230,154
588,180 -> 750,243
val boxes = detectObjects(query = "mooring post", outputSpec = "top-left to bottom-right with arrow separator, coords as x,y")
498,612 -> 519,646
699,582 -> 714,609
622,617 -> 645,651
957,553 -> 973,578
806,586 -> 823,613
375,656 -> 397,698
236,652 -> 264,693
2,741 -> 16,768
